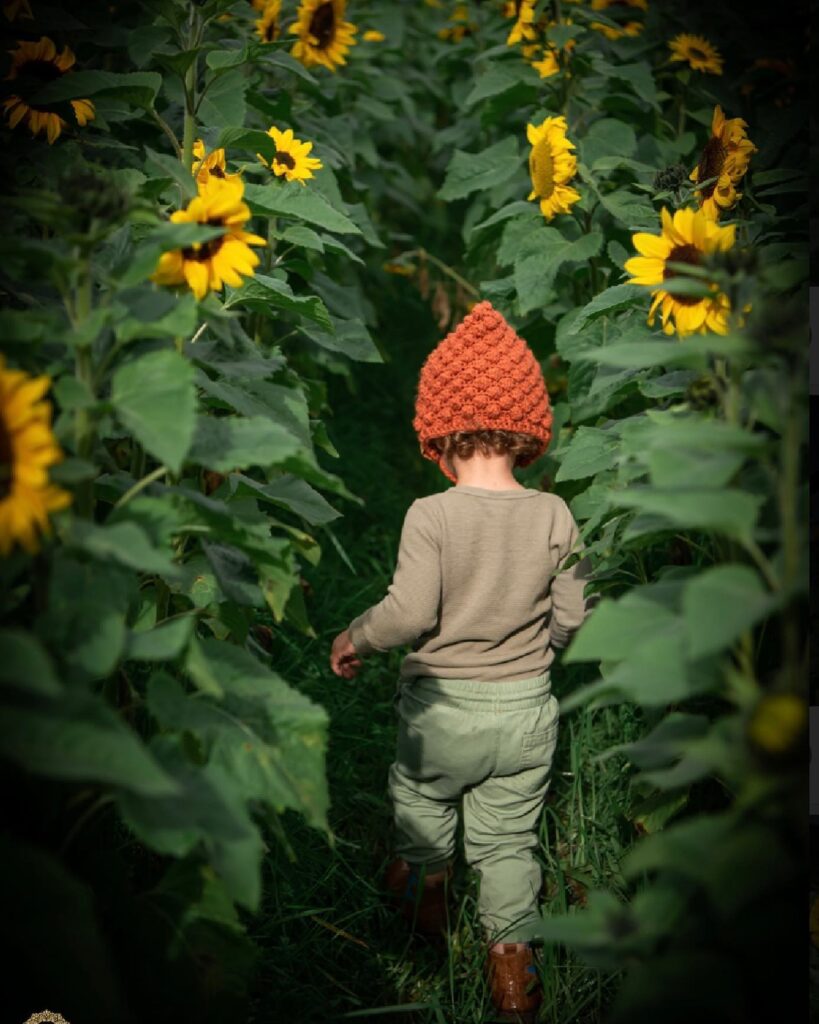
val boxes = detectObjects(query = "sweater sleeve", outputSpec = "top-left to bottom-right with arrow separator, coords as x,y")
549,500 -> 593,650
347,500 -> 442,656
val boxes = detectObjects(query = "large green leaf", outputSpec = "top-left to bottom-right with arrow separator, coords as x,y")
233,474 -> 341,525
111,349 -> 197,473
125,614 -> 196,662
608,487 -> 763,541
301,318 -> 383,362
564,587 -> 680,664
554,426 -> 619,482
35,554 -> 134,681
0,630 -> 62,697
514,230 -> 603,315
68,520 -> 180,577
115,290 -> 199,344
566,284 -> 645,335
223,274 -> 332,329
682,565 -> 773,659
198,68 -> 247,128
201,541 -> 264,607
188,415 -> 302,471
244,182 -> 361,235
437,136 -> 522,201
0,693 -> 179,796
580,118 -> 637,167
196,376 -> 313,453
581,332 -> 753,367
562,623 -> 712,711
464,63 -> 538,108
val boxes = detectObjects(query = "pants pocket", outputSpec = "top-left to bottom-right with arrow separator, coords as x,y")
518,697 -> 559,771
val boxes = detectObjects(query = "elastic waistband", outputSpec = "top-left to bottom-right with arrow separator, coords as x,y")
401,672 -> 552,710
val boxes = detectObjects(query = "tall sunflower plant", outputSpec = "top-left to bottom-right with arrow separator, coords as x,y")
0,0 -> 397,994
432,1 -> 807,1019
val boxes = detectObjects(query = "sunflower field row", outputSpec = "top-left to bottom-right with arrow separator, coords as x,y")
0,0 -> 807,1021
1,1 -> 398,1018
415,1 -> 806,1020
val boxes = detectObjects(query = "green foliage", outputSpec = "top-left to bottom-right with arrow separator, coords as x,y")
0,0 -> 806,1020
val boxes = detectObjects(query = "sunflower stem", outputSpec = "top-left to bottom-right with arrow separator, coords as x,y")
675,78 -> 687,137
150,106 -> 182,159
181,58 -> 197,173
114,465 -> 169,511
404,248 -> 479,298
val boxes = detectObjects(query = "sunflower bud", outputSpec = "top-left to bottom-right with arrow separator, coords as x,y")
652,162 -> 688,195
746,692 -> 807,766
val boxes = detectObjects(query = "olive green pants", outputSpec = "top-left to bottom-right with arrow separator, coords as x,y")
388,673 -> 559,943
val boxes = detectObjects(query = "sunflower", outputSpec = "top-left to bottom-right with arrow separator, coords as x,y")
507,0 -> 537,45
151,178 -> 266,301
3,36 -> 95,144
668,33 -> 724,75
0,357 -> 71,556
529,46 -> 560,78
289,0 -> 357,71
192,139 -> 241,190
689,105 -> 757,220
257,125 -> 323,185
256,0 -> 281,43
362,29 -> 385,42
624,207 -> 736,337
527,115 -> 581,221
590,0 -> 647,38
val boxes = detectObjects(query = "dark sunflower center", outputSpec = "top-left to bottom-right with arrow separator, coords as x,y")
15,58 -> 65,110
0,414 -> 12,500
210,165 -> 225,178
688,46 -> 707,60
264,19 -> 279,42
274,150 -> 296,169
182,218 -> 226,263
309,2 -> 336,49
696,136 -> 727,198
663,243 -> 703,306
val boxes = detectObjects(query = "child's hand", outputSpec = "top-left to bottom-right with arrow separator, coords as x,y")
330,628 -> 362,679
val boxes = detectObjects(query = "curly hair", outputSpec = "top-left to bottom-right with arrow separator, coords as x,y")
428,429 -> 543,466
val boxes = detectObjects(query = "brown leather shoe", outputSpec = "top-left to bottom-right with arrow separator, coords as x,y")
486,943 -> 542,1023
383,858 -> 452,936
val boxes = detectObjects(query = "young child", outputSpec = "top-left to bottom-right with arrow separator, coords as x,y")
329,301 -> 591,1022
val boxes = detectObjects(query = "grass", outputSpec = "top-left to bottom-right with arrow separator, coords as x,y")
247,291 -> 645,1023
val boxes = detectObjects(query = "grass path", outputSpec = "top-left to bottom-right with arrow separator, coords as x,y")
250,291 -> 642,1024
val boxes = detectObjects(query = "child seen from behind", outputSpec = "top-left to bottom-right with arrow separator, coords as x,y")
330,301 -> 592,1022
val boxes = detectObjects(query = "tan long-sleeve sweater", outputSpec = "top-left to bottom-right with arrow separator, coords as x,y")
347,484 -> 592,683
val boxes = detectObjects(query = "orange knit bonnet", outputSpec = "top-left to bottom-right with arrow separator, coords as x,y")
413,300 -> 553,483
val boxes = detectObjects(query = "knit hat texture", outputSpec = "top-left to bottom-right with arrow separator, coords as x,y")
413,300 -> 553,483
